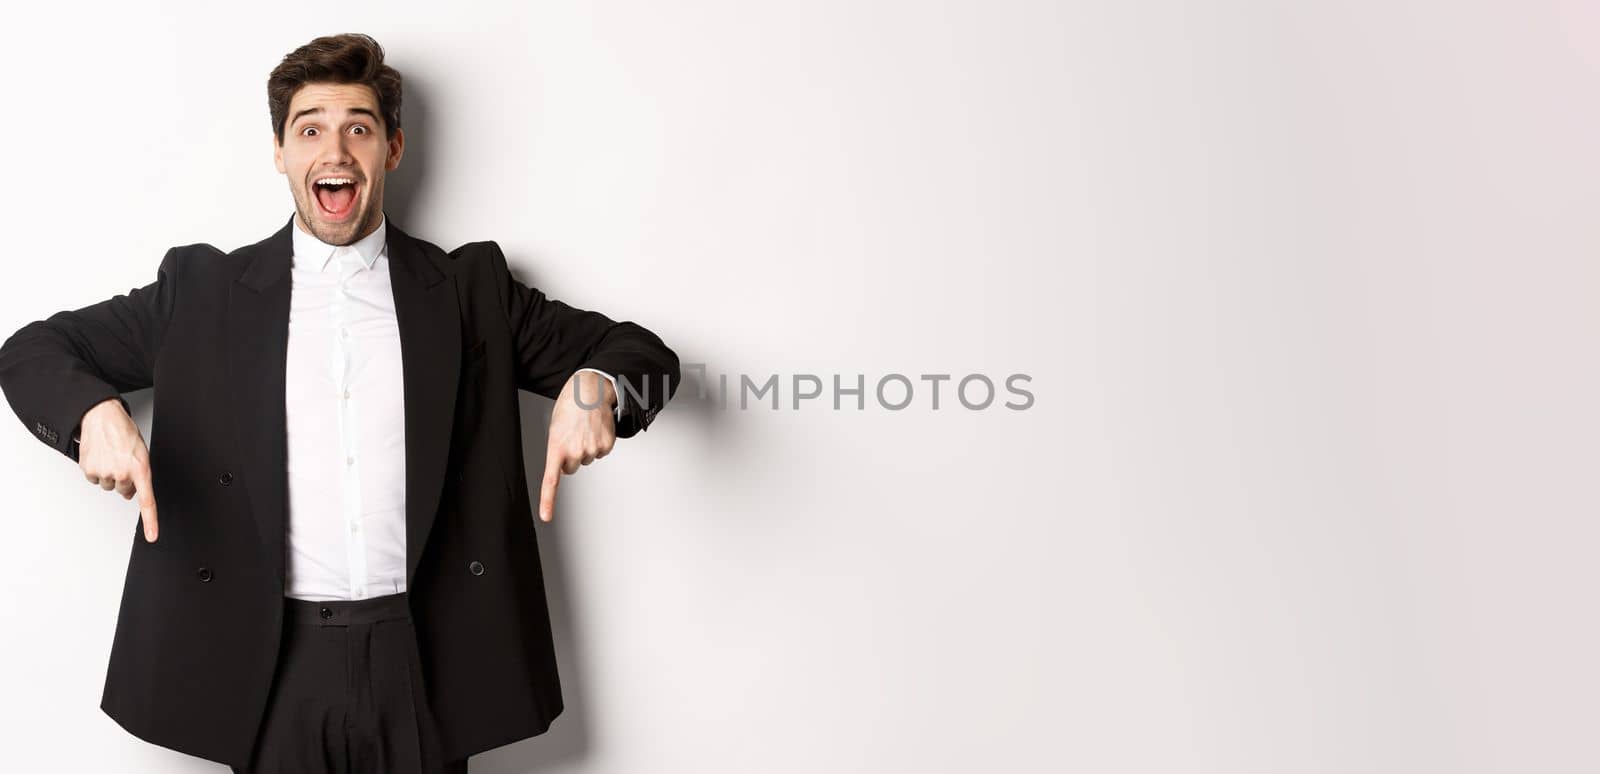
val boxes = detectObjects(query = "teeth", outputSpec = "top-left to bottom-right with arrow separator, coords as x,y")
315,178 -> 356,186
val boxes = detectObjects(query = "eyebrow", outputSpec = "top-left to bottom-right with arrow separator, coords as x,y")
289,106 -> 381,127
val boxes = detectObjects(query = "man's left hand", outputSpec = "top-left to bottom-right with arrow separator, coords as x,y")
539,370 -> 617,522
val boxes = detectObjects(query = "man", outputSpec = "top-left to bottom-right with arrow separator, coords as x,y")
0,33 -> 678,773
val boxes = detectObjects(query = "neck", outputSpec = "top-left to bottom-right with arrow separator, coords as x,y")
295,211 -> 384,245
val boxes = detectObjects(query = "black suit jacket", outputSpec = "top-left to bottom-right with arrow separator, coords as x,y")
0,214 -> 679,766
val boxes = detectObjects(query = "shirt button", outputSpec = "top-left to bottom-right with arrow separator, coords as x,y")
218,471 -> 233,486
346,456 -> 355,466
343,389 -> 351,399
350,522 -> 360,534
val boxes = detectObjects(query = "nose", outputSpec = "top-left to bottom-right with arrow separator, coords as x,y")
318,133 -> 356,166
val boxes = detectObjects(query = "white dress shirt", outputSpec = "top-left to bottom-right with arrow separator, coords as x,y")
283,214 -> 619,601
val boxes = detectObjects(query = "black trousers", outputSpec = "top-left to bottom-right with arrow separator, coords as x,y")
232,592 -> 468,773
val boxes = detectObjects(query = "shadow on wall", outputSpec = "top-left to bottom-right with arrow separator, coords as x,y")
382,71 -> 432,231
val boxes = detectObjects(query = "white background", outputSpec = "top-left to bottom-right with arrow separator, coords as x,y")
1,1 -> 1596,771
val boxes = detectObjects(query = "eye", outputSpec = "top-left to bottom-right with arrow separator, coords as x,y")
301,126 -> 318,137
350,125 -> 368,135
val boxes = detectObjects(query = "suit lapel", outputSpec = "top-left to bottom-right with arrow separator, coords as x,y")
226,214 -> 461,593
386,219 -> 462,588
226,217 -> 293,588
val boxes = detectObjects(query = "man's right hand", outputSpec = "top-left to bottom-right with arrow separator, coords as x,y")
78,397 -> 158,542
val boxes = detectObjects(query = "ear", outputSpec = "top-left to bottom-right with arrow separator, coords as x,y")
386,126 -> 405,171
273,132 -> 286,174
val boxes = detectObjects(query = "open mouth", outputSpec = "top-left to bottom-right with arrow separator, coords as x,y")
312,176 -> 360,221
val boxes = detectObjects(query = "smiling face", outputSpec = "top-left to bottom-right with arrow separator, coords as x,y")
273,82 -> 404,245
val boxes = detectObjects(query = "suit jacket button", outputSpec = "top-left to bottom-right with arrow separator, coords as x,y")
468,560 -> 485,576
218,471 -> 234,486
196,567 -> 213,582
319,607 -> 333,620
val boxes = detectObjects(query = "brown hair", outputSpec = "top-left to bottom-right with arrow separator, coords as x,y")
268,33 -> 402,145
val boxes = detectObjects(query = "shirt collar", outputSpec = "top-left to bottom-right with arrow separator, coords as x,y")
291,213 -> 388,272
